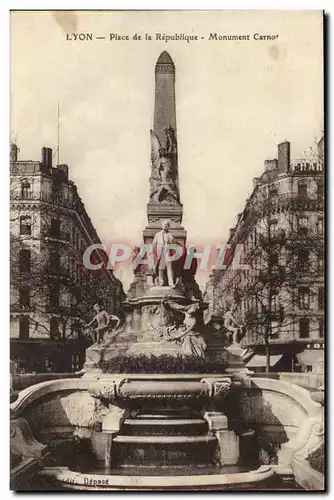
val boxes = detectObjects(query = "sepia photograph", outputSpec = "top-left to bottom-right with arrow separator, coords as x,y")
9,10 -> 325,491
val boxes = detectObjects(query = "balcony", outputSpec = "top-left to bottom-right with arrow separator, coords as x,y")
11,191 -> 76,210
258,230 -> 286,246
42,229 -> 71,243
10,304 -> 36,313
274,193 -> 323,211
259,267 -> 285,283
47,266 -> 73,284
45,305 -> 71,316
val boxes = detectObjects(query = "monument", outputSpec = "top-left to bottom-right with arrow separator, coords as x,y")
144,51 -> 186,244
83,50 -> 242,367
10,51 -> 324,492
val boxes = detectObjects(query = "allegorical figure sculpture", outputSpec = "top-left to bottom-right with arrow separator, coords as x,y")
161,297 -> 207,358
223,306 -> 244,345
84,302 -> 120,345
149,126 -> 179,204
152,219 -> 176,287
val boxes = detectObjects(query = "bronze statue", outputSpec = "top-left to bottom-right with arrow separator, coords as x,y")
149,128 -> 179,203
152,220 -> 176,287
223,306 -> 243,344
161,297 -> 207,358
84,303 -> 120,345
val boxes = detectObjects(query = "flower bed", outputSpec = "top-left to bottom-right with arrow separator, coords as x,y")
100,354 -> 227,374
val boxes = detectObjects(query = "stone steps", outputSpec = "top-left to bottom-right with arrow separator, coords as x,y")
114,435 -> 216,444
124,418 -> 206,426
113,410 -> 217,467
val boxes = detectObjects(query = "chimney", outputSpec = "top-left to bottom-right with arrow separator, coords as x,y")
253,177 -> 260,188
47,148 -> 53,167
277,141 -> 290,172
264,159 -> 277,172
58,164 -> 69,180
10,143 -> 18,162
41,147 -> 53,167
41,147 -> 47,165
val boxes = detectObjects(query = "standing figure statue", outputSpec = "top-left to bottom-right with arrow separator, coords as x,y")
152,220 -> 176,287
162,298 -> 207,358
84,302 -> 120,345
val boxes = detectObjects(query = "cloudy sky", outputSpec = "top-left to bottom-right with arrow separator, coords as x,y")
11,11 -> 323,289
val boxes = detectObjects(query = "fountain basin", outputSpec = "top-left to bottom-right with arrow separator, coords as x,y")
37,464 -> 276,491
10,373 -> 324,491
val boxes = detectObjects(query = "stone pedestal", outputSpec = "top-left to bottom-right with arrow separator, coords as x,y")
225,343 -> 253,375
203,411 -> 239,466
215,430 -> 240,466
84,345 -> 105,370
91,407 -> 128,468
102,406 -> 127,433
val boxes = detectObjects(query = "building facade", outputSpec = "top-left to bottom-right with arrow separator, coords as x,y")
10,144 -> 125,373
217,138 -> 324,372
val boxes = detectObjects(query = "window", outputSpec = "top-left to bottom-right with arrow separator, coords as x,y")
70,323 -> 79,339
299,318 -> 310,339
269,252 -> 279,266
50,317 -> 60,339
298,182 -> 307,199
272,293 -> 279,312
19,249 -> 31,273
21,180 -> 31,199
269,186 -> 278,197
51,181 -> 61,201
298,287 -> 310,310
317,217 -> 324,235
20,215 -> 31,235
50,218 -> 61,238
298,249 -> 309,272
298,216 -> 308,237
318,287 -> 324,310
71,353 -> 80,372
49,283 -> 60,308
19,287 -> 30,307
270,321 -> 279,339
318,254 -> 324,272
317,181 -> 324,200
19,316 -> 29,340
269,219 -> 278,237
319,318 -> 324,338
50,250 -> 60,274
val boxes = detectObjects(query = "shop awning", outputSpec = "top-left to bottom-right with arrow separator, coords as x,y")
296,350 -> 324,367
246,354 -> 283,368
242,349 -> 255,363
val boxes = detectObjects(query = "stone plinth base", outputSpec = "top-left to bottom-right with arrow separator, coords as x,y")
225,344 -> 253,375
203,411 -> 239,466
102,407 -> 127,433
84,345 -> 105,370
216,430 -> 240,466
84,345 -> 121,370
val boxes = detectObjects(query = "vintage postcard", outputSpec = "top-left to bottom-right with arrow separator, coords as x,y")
10,10 -> 324,491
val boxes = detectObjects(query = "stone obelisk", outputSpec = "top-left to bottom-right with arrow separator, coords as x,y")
143,51 -> 186,245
